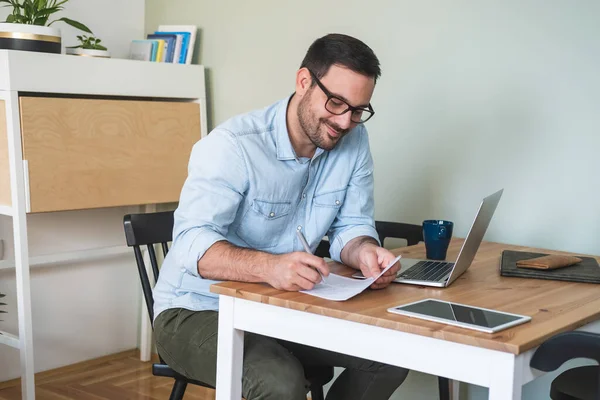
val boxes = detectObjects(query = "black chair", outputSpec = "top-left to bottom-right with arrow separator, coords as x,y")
530,331 -> 600,399
123,211 -> 333,400
315,220 -> 451,400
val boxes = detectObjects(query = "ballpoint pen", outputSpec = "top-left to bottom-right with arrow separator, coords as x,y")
296,230 -> 326,283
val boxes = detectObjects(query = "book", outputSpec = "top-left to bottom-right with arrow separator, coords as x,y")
153,39 -> 165,62
168,33 -> 183,64
147,33 -> 178,63
155,30 -> 190,64
157,25 -> 197,64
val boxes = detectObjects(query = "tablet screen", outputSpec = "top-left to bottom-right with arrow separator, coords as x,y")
395,299 -> 522,328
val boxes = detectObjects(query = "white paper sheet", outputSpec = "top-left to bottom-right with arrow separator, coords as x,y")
301,255 -> 402,301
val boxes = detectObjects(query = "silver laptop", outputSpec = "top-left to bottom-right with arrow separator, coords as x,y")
394,189 -> 503,287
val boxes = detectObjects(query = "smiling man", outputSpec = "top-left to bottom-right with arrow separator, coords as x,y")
152,34 -> 408,400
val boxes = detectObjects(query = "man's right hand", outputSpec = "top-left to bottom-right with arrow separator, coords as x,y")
267,252 -> 330,291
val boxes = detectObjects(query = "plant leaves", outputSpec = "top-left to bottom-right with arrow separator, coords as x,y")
33,17 -> 48,25
95,44 -> 107,50
33,6 -> 62,18
52,17 -> 92,33
35,0 -> 50,10
23,0 -> 33,17
12,14 -> 28,24
24,0 -> 43,22
33,5 -> 61,25
3,0 -> 41,24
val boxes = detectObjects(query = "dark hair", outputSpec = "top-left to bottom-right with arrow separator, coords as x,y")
300,33 -> 381,84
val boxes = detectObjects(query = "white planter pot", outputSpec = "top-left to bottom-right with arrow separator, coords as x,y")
0,23 -> 61,54
66,47 -> 111,58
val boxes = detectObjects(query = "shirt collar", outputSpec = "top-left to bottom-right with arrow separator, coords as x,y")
274,94 -> 326,162
274,94 -> 297,161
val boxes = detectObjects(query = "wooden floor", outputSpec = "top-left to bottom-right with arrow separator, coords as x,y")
0,350 -> 216,400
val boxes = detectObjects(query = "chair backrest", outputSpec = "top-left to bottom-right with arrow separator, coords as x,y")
374,221 -> 423,247
123,211 -> 175,323
315,221 -> 423,258
530,331 -> 600,372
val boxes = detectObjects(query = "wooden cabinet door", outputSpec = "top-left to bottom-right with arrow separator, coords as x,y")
19,97 -> 201,212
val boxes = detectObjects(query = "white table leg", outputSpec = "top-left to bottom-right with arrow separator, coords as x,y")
216,296 -> 244,400
488,353 -> 523,400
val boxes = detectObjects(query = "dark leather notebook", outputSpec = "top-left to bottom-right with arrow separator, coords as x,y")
500,250 -> 600,284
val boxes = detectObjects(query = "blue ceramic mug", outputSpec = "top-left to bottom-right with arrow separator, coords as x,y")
423,220 -> 454,260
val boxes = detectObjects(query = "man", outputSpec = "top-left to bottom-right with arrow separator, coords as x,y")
153,33 -> 408,400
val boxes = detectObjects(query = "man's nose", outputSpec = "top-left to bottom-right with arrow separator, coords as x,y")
332,112 -> 353,130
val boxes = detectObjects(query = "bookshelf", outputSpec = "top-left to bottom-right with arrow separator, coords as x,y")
0,50 -> 207,399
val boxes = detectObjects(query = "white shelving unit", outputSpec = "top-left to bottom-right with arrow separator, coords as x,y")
0,50 -> 207,399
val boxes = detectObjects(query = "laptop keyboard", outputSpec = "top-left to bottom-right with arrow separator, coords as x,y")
398,261 -> 455,282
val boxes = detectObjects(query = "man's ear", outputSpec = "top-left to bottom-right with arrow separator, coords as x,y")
295,68 -> 312,96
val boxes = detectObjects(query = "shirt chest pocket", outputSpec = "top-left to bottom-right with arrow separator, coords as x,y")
236,200 -> 293,249
313,189 -> 346,228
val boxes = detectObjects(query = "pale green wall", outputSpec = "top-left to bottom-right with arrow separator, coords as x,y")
145,1 -> 600,398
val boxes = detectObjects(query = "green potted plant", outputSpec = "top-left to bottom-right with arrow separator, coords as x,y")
0,0 -> 92,54
66,33 -> 110,58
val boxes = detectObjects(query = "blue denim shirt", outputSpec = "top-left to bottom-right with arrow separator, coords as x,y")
153,96 -> 379,319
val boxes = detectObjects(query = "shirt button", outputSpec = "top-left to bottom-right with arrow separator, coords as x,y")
335,200 -> 340,205
297,225 -> 302,231
302,193 -> 306,199
269,212 -> 275,217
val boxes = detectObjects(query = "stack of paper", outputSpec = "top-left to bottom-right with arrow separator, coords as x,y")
301,256 -> 402,301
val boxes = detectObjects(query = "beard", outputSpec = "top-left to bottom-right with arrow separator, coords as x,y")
297,90 -> 349,151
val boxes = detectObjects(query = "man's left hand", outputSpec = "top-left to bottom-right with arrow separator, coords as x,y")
357,244 -> 401,290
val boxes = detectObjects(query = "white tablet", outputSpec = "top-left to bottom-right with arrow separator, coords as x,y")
387,298 -> 531,333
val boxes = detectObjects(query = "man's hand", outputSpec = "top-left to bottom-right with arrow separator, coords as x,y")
266,252 -> 330,291
357,244 -> 401,290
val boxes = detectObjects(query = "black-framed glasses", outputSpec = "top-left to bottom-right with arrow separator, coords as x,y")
308,70 -> 375,124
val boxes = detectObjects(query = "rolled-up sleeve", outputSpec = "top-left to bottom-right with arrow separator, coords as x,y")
327,129 -> 380,262
171,130 -> 248,277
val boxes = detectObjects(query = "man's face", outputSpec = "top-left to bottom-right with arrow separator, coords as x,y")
297,65 -> 375,151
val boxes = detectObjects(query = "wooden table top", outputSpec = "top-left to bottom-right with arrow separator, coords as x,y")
211,240 -> 600,354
